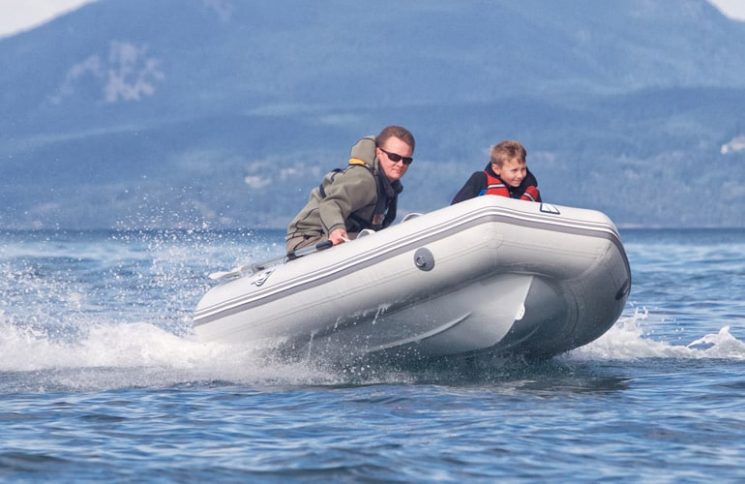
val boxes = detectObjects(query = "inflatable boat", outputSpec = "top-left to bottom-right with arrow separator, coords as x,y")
193,196 -> 631,364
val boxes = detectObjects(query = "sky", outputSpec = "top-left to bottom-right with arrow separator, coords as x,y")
0,0 -> 744,37
0,0 -> 96,37
708,0 -> 745,20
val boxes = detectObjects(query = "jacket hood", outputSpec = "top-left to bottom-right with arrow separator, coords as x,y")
349,136 -> 379,172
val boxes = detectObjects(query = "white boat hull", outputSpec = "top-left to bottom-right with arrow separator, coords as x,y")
193,196 -> 631,363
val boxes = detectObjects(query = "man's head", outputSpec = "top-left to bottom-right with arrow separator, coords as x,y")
490,140 -> 527,188
375,125 -> 415,182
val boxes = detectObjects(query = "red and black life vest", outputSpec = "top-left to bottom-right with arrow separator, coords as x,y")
480,170 -> 539,202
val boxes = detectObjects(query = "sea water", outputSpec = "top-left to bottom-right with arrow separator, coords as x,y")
1,228 -> 744,481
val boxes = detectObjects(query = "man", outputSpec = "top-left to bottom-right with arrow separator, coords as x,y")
286,125 -> 415,253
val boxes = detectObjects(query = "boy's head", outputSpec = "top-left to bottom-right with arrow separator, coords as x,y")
490,140 -> 527,188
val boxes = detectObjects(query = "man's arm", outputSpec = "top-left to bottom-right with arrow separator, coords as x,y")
318,168 -> 377,242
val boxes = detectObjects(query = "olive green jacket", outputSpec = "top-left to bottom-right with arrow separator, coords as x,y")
286,136 -> 403,243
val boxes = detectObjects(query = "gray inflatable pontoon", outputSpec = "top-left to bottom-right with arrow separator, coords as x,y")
193,196 -> 631,363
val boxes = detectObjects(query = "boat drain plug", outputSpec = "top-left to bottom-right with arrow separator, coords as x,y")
414,248 -> 435,272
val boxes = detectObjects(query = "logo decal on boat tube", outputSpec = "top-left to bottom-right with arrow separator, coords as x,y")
251,269 -> 275,287
539,203 -> 560,215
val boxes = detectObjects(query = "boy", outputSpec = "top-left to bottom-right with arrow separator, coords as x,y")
451,140 -> 540,204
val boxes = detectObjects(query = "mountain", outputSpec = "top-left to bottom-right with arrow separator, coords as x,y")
1,0 -> 745,229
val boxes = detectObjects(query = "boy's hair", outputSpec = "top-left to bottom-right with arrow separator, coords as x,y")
376,125 -> 415,152
490,140 -> 526,167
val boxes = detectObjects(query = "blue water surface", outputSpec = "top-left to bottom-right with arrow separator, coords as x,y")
1,228 -> 744,482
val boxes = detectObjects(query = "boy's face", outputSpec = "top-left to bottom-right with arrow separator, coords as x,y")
494,158 -> 527,187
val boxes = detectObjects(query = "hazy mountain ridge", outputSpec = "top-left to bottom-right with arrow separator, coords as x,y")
1,0 -> 745,229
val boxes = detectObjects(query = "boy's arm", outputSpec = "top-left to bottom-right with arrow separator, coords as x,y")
520,186 -> 541,202
451,172 -> 485,205
521,170 -> 541,202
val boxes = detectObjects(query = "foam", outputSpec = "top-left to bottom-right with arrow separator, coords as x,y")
2,304 -> 744,393
568,307 -> 745,361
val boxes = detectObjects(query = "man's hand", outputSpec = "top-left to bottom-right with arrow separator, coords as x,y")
329,228 -> 349,245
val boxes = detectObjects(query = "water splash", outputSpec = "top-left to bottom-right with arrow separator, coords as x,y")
2,304 -> 744,393
0,319 -> 340,392
0,229 -> 337,391
568,307 -> 745,361
686,326 -> 745,357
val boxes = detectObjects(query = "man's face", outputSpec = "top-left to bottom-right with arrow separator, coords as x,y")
376,136 -> 413,182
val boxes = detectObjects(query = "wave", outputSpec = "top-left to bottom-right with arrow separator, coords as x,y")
0,319 -> 341,392
2,304 -> 744,392
568,307 -> 745,360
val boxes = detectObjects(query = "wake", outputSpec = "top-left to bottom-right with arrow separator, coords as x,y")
2,306 -> 743,392
569,307 -> 745,360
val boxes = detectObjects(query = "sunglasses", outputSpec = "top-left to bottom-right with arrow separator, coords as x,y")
379,148 -> 413,166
